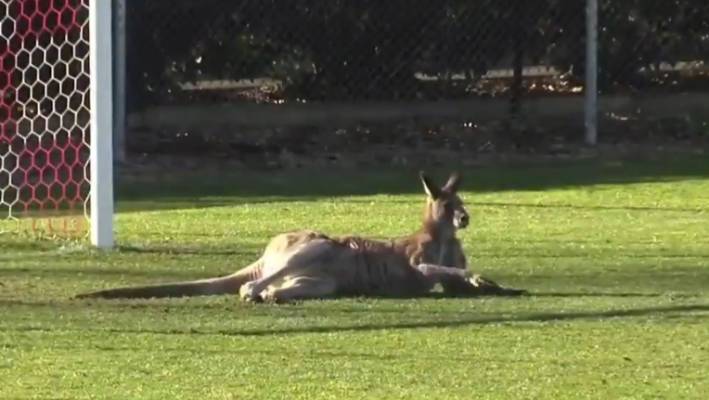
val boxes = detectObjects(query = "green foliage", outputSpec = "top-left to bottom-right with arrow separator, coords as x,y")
124,0 -> 709,108
1,157 -> 709,398
599,0 -> 709,88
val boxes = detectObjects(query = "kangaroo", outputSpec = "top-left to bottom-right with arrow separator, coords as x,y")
75,172 -> 526,302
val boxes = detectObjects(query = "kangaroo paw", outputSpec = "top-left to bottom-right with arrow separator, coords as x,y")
239,281 -> 263,303
468,274 -> 528,297
261,288 -> 286,304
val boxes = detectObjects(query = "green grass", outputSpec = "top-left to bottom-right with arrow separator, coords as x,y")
2,157 -> 709,399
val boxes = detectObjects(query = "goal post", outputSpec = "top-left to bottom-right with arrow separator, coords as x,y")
0,0 -> 114,248
89,0 -> 114,248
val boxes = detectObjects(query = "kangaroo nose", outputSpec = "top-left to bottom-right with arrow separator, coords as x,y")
461,214 -> 469,224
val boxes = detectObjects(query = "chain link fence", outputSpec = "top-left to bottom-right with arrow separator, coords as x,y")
4,1 -> 709,219
121,0 -> 591,167
126,1 -> 587,103
599,1 -> 709,94
119,0 -> 709,170
596,1 -> 709,146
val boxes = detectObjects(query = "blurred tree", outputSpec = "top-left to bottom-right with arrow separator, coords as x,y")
123,0 -> 709,110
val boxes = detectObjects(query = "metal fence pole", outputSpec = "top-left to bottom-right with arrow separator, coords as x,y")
113,0 -> 127,164
585,0 -> 599,145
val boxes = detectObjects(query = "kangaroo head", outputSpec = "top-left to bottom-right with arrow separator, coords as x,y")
419,171 -> 469,233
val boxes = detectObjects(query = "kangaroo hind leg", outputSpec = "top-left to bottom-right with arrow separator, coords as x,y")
261,276 -> 337,303
239,240 -> 332,302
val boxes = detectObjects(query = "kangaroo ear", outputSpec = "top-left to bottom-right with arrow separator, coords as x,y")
419,171 -> 441,199
442,171 -> 462,193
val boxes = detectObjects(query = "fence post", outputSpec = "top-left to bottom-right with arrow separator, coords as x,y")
90,1 -> 115,248
113,0 -> 127,164
585,0 -> 599,145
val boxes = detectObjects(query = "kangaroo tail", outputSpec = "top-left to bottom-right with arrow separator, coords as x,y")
73,259 -> 263,300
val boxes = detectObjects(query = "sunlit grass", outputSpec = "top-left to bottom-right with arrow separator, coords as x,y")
1,157 -> 708,399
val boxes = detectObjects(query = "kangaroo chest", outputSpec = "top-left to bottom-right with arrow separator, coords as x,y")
437,242 -> 451,265
420,240 -> 459,267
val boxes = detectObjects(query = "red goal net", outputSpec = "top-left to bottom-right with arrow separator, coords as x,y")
0,0 -> 91,236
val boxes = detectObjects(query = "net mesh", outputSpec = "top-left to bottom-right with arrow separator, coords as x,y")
0,0 -> 90,236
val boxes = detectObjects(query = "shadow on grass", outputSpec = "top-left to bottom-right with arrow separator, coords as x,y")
1,290 -> 696,310
527,291 -> 688,298
325,198 -> 708,214
115,156 -> 709,213
474,251 -> 709,259
0,266 -> 223,280
474,202 -> 707,213
98,303 -> 709,336
116,245 -> 259,257
0,240 -> 72,253
3,303 -> 708,337
219,304 -> 709,336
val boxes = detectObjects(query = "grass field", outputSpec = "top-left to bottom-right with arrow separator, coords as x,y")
1,157 -> 709,399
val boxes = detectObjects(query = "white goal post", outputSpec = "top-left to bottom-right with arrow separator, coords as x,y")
89,0 -> 114,248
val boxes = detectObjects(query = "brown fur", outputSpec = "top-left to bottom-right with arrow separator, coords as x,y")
75,172 -> 525,302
